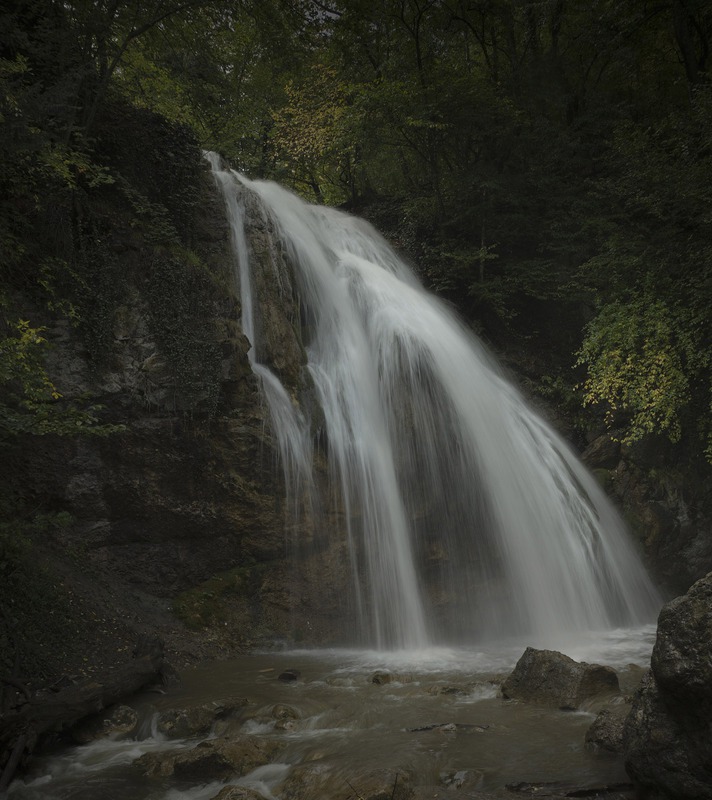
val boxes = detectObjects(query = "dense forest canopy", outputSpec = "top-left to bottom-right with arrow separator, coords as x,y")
1,0 -> 711,465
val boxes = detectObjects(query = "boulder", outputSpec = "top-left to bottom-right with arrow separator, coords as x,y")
136,735 -> 281,781
623,572 -> 712,798
156,697 -> 248,739
501,647 -> 619,710
585,704 -> 630,755
651,572 -> 712,708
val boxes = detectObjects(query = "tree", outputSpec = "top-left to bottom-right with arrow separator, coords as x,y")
577,91 -> 712,460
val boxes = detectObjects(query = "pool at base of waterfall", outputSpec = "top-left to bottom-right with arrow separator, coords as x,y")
6,627 -> 655,800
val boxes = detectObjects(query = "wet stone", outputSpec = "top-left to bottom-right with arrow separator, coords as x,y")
136,735 -> 281,781
271,703 -> 299,720
502,647 -> 620,710
156,697 -> 249,739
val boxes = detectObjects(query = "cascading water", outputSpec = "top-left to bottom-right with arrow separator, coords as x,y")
207,153 -> 661,651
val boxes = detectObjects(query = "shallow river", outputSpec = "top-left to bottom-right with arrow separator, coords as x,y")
7,627 -> 656,800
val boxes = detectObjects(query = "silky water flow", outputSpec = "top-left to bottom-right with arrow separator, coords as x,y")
206,152 -> 661,652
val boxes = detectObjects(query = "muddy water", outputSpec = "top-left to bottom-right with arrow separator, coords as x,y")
7,628 -> 655,800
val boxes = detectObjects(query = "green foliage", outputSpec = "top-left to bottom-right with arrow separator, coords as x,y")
577,299 -> 691,445
577,88 -> 712,460
112,44 -> 199,129
119,179 -> 180,244
0,317 -> 122,442
271,64 -> 360,203
2,0 -> 712,470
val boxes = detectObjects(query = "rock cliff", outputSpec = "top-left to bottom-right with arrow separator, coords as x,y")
582,432 -> 712,595
0,108 -> 349,687
624,571 -> 712,798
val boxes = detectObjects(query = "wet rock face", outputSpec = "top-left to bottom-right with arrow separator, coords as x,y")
240,190 -> 307,394
651,573 -> 712,707
14,159 -> 355,653
582,433 -> 712,594
623,571 -> 712,799
501,647 -> 620,710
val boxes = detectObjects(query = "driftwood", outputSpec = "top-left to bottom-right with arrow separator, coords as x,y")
0,635 -> 167,792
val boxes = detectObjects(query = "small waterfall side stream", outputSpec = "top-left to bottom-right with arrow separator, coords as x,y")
206,153 -> 661,650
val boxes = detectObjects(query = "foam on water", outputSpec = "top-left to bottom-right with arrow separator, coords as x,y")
273,623 -> 656,676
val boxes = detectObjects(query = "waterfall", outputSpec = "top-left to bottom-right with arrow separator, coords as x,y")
207,153 -> 661,650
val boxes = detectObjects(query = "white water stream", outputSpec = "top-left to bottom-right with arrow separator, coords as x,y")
206,154 -> 661,650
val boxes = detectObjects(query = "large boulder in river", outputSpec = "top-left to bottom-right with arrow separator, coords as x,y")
623,572 -> 712,798
501,647 -> 619,710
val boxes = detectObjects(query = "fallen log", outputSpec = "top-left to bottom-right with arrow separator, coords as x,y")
0,635 -> 168,792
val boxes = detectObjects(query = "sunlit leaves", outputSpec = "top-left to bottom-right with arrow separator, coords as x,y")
271,64 -> 358,202
578,87 -> 712,460
577,299 -> 690,445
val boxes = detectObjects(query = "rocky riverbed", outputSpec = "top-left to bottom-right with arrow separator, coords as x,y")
4,628 -> 656,800
9,568 -> 712,800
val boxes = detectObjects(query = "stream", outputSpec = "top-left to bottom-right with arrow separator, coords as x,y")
6,626 -> 655,800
